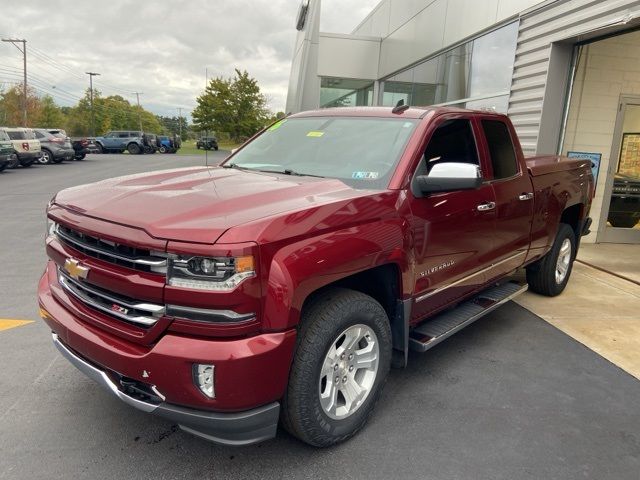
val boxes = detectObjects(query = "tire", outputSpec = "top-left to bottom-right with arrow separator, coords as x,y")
38,149 -> 52,165
20,159 -> 33,167
214,146 -> 219,151
8,153 -> 19,169
159,146 -> 167,153
96,143 -> 104,154
127,143 -> 141,155
74,153 -> 86,161
282,288 -> 392,447
608,216 -> 638,228
526,223 -> 576,297
0,162 -> 6,172
196,144 -> 200,149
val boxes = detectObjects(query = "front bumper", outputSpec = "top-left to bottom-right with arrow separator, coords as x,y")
38,267 -> 297,445
52,333 -> 280,445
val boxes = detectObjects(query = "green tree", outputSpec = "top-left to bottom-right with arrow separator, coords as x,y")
37,95 -> 66,127
0,84 -> 43,127
192,69 -> 269,142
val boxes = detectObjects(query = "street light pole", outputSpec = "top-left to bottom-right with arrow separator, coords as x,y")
134,92 -> 143,131
2,38 -> 27,126
178,107 -> 183,137
85,72 -> 100,137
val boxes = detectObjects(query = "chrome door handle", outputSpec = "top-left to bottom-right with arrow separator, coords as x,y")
519,192 -> 534,201
477,201 -> 496,211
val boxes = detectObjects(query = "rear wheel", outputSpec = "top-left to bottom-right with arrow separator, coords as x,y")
74,153 -> 86,160
282,288 -> 391,447
127,143 -> 141,155
159,146 -> 167,153
8,153 -> 19,169
526,223 -> 576,297
96,143 -> 104,154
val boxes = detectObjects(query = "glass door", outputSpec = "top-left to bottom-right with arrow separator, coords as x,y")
599,96 -> 640,243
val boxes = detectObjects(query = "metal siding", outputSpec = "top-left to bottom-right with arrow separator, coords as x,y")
508,0 -> 640,155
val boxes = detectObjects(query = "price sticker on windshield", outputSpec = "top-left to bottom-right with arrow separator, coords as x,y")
268,119 -> 287,131
306,131 -> 324,137
352,171 -> 379,179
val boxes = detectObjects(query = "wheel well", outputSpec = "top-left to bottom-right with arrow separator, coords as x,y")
560,204 -> 583,239
301,264 -> 401,324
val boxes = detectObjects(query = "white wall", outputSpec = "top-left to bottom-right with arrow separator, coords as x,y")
563,30 -> 640,240
318,34 -> 381,79
352,0 -> 546,78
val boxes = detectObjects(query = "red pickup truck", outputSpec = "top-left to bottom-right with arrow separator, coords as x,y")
39,107 -> 593,447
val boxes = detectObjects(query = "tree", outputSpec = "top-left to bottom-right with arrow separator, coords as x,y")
37,95 -> 66,127
0,84 -> 43,126
192,69 -> 269,142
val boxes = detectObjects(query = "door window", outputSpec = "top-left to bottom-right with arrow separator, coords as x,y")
423,119 -> 479,174
482,120 -> 518,179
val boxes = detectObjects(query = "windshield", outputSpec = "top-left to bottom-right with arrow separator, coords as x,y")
226,117 -> 418,189
7,131 -> 26,140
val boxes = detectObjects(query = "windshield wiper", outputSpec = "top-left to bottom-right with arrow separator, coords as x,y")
281,169 -> 325,178
222,163 -> 251,170
222,164 -> 325,178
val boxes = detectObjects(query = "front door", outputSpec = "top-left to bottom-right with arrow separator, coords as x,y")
599,96 -> 640,243
408,116 -> 497,323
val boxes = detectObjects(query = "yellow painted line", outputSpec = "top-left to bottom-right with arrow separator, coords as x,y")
0,319 -> 35,332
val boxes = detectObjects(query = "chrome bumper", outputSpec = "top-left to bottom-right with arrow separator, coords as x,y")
52,333 -> 280,446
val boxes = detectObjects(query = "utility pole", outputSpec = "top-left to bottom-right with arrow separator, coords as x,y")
2,38 -> 27,126
134,92 -> 143,131
85,72 -> 100,137
177,107 -> 183,137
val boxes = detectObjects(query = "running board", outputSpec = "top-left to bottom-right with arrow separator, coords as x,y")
409,281 -> 528,353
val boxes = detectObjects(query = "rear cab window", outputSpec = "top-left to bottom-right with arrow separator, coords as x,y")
481,120 -> 519,180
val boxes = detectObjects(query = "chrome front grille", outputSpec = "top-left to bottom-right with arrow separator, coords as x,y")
58,269 -> 164,327
55,224 -> 167,273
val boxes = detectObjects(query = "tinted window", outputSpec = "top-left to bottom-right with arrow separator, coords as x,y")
0,130 -> 9,141
119,133 -> 130,138
482,120 -> 518,179
7,131 -> 26,140
35,131 -> 46,139
423,119 -> 479,173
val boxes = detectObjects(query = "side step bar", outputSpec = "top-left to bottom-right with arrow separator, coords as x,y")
409,281 -> 528,352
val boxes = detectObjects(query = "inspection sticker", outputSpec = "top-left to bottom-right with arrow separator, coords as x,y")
352,171 -> 379,179
268,119 -> 287,131
306,131 -> 324,137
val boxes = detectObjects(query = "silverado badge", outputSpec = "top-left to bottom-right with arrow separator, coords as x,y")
111,303 -> 129,315
63,258 -> 89,280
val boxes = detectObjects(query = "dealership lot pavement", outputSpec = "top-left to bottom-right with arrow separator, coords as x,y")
1,154 -> 639,480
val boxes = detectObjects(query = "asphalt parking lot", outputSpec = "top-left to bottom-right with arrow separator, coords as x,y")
1,153 -> 639,480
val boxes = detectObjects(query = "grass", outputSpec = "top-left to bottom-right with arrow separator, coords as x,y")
178,139 -> 241,155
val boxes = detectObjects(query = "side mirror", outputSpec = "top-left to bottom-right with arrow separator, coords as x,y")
416,162 -> 481,194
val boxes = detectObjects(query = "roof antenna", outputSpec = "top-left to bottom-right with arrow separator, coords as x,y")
392,99 -> 410,114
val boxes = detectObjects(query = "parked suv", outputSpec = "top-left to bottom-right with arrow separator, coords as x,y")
0,127 -> 41,168
196,136 -> 218,150
0,129 -> 15,172
158,135 -> 181,153
34,129 -> 75,164
94,131 -> 145,154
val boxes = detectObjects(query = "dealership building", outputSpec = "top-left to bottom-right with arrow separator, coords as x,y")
286,0 -> 640,244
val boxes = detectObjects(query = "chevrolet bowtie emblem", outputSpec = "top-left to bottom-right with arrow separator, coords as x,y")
64,258 -> 89,280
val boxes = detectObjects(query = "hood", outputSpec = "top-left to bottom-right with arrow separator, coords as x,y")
53,166 -> 378,243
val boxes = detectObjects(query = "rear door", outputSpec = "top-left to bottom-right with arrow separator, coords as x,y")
407,114 -> 497,323
478,117 -> 534,279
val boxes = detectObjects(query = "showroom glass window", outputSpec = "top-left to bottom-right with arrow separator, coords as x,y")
381,22 -> 518,113
320,78 -> 374,108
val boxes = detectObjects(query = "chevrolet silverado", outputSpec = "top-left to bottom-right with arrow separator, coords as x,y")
39,107 -> 593,447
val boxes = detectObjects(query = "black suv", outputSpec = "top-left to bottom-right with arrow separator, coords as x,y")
196,136 -> 218,150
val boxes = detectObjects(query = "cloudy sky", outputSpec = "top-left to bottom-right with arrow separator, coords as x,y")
0,0 -> 379,119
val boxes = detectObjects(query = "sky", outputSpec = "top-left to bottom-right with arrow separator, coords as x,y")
0,0 -> 380,119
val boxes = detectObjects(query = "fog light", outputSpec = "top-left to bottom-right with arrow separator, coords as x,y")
194,364 -> 215,398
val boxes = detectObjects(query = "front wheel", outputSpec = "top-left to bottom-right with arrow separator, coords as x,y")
96,143 -> 104,154
526,223 -> 576,296
159,146 -> 167,153
74,153 -> 86,160
282,288 -> 391,447
127,143 -> 141,155
38,150 -> 52,164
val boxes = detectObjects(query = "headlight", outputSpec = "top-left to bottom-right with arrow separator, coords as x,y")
168,255 -> 255,291
46,218 -> 57,240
